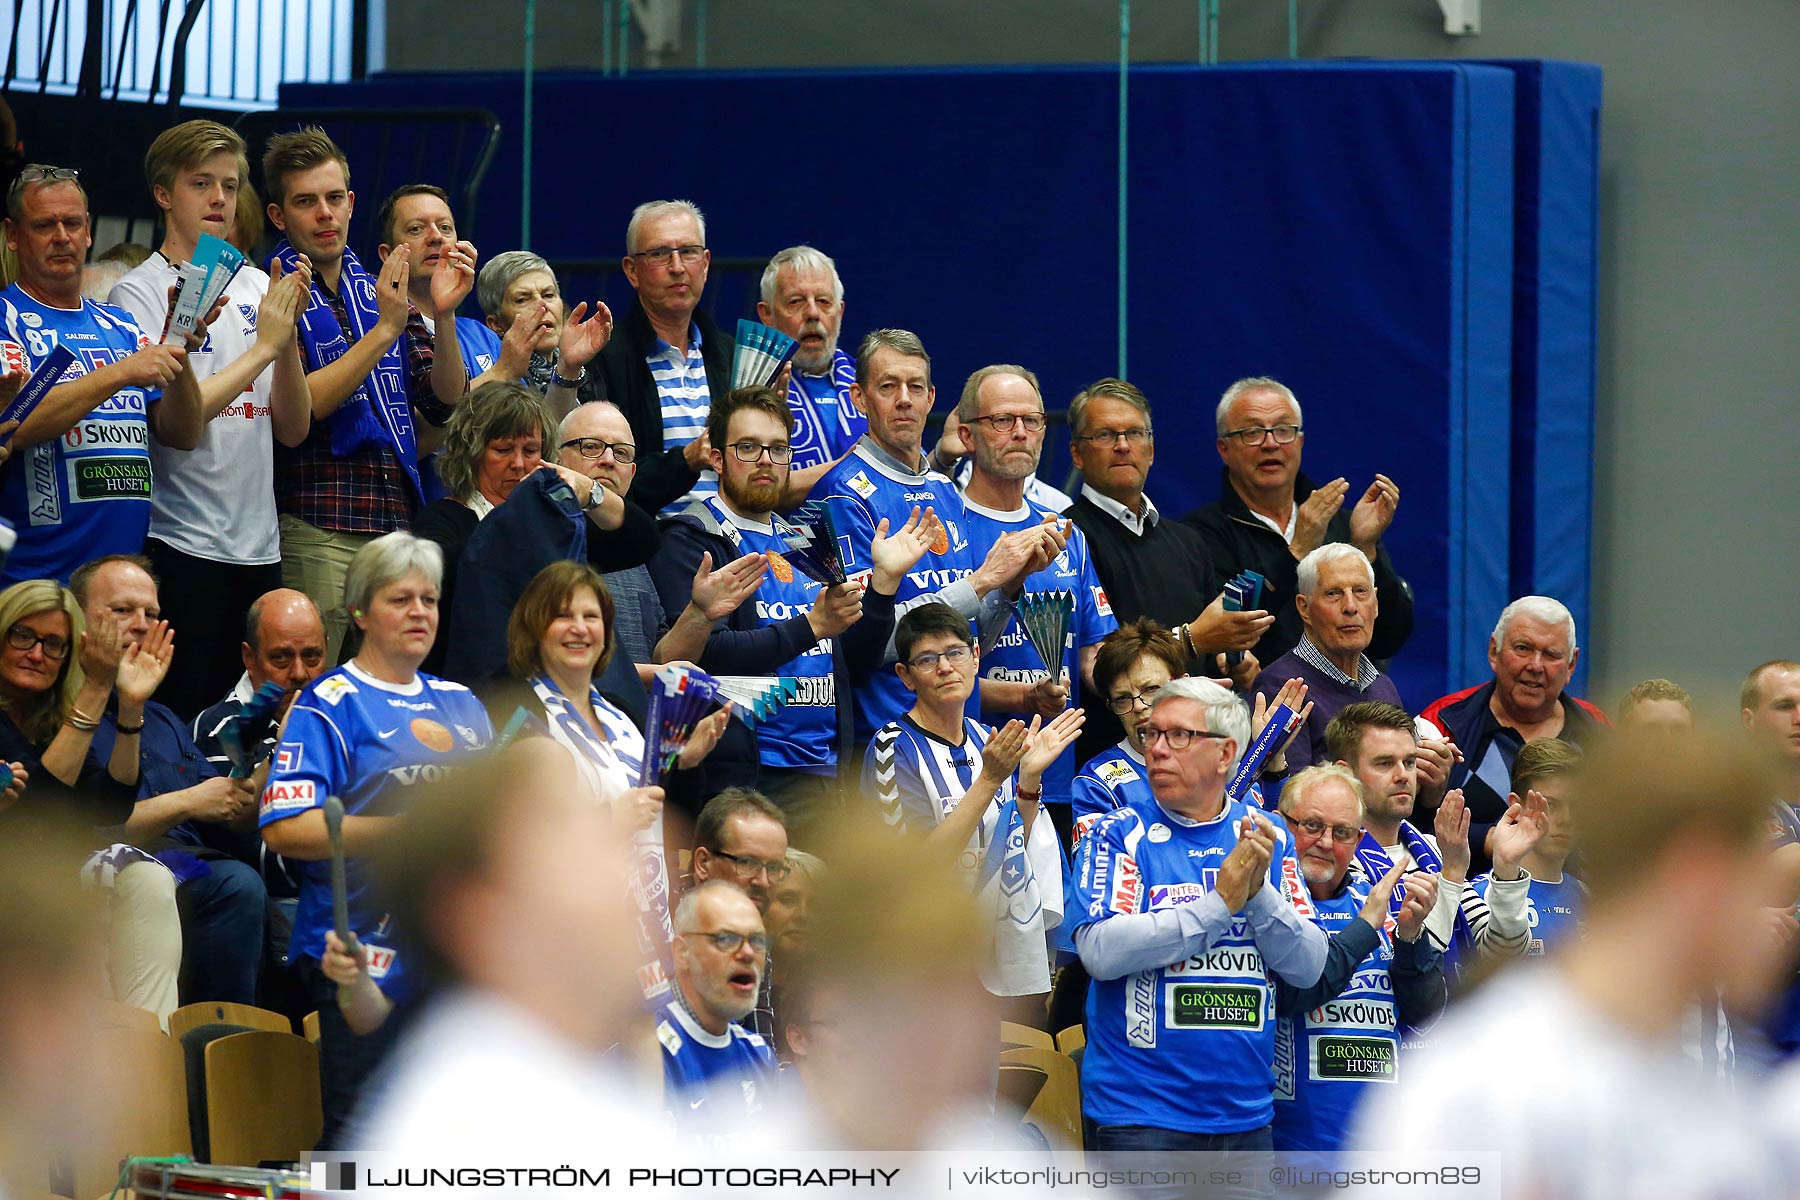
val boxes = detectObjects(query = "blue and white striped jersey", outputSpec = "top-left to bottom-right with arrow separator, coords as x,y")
649,324 -> 714,516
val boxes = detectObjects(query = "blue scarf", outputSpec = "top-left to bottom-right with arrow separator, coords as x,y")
270,241 -> 421,499
1356,821 -> 1474,959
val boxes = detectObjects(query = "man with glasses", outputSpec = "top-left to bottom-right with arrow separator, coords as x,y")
0,164 -> 209,585
957,364 -> 1116,829
688,789 -> 791,1044
1065,377 -> 1272,763
652,387 -> 925,826
816,329 -> 1063,746
595,199 -> 729,516
1069,676 -> 1325,1186
1184,375 -> 1414,668
656,879 -> 779,1123
1269,764 -> 1443,1151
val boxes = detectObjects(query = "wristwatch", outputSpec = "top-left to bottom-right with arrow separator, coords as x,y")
582,482 -> 608,513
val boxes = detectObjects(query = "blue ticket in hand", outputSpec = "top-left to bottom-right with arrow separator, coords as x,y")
0,344 -> 77,443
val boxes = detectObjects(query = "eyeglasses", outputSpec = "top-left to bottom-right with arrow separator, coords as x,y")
1073,427 -> 1152,447
711,850 -> 792,883
906,645 -> 973,671
1221,424 -> 1303,447
6,624 -> 69,660
1106,685 -> 1162,714
967,413 -> 1047,434
558,438 -> 637,464
680,930 -> 769,956
1292,817 -> 1363,846
632,245 -> 706,266
1139,726 -> 1229,751
728,440 -> 793,464
6,165 -> 79,198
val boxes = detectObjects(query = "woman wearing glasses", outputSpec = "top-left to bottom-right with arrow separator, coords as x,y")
0,578 -> 183,1024
411,380 -> 657,676
1074,618 -> 1312,844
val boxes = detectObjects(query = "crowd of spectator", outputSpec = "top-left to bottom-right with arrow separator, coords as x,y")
2,117 -> 1798,1195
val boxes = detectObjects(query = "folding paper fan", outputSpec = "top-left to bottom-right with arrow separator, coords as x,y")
712,675 -> 803,726
1013,590 -> 1076,677
640,664 -> 726,785
773,499 -> 849,586
217,680 -> 289,778
730,319 -> 800,390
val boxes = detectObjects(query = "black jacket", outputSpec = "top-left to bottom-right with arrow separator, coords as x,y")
1182,469 -> 1415,666
647,501 -> 898,794
594,301 -> 732,514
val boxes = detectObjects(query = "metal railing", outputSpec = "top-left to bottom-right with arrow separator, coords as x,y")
2,0 -> 367,108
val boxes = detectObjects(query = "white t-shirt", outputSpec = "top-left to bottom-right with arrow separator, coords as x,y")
109,254 -> 281,564
1348,968 -> 1780,1199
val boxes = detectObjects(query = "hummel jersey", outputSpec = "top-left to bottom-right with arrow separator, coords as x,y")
865,714 -> 1061,997
0,283 -> 160,583
259,662 -> 493,1004
960,497 -> 1116,807
1476,871 -> 1583,957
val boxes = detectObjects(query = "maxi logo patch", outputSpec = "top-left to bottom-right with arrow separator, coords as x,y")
66,455 -> 151,502
1309,1034 -> 1397,1083
1166,981 -> 1264,1031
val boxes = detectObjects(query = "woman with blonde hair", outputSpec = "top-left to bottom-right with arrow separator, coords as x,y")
0,577 -> 180,1023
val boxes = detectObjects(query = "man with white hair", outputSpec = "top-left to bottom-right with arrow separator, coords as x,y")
755,244 -> 865,495
1251,543 -> 1404,773
595,199 -> 728,515
1069,676 -> 1327,1179
1420,595 -> 1609,875
1184,376 -> 1414,668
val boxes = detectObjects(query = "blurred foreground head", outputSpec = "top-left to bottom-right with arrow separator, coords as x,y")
1575,724 -> 1792,1014
0,823 -> 112,1193
374,741 -> 646,1048
780,814 -> 995,1149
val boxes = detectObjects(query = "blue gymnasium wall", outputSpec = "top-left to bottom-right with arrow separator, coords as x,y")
286,61 -> 1587,708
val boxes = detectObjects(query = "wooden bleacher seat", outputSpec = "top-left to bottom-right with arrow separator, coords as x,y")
999,1020 -> 1055,1052
203,1031 -> 323,1166
302,1010 -> 320,1044
66,1029 -> 190,1198
97,1001 -> 162,1032
168,1001 -> 290,1040
1054,1024 -> 1085,1054
1000,1046 -> 1083,1154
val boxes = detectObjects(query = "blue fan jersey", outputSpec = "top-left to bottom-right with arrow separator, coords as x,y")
453,315 -> 501,378
960,498 -> 1116,807
813,438 -> 981,741
1069,794 -> 1316,1134
259,663 -> 493,1005
786,348 -> 864,471
655,999 -> 778,1120
1072,740 -> 1154,843
1273,879 -> 1402,1152
700,495 -> 836,771
0,284 -> 160,584
1477,872 -> 1584,956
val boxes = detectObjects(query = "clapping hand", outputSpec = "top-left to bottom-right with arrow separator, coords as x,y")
1215,812 -> 1276,913
1394,870 -> 1438,942
1433,789 -> 1472,883
978,719 -> 1030,787
1490,790 -> 1549,877
689,550 -> 769,620
115,620 -> 175,706
1291,479 -> 1348,558
677,703 -> 735,770
428,240 -> 478,318
558,300 -> 614,373
1018,708 -> 1085,782
1349,473 -> 1400,551
869,506 -> 934,594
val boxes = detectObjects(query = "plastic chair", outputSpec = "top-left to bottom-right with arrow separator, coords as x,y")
1054,1024 -> 1086,1054
168,1001 -> 291,1039
302,1010 -> 321,1044
999,1020 -> 1055,1052
1000,1046 -> 1083,1153
203,1031 -> 323,1166
66,1028 -> 191,1198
